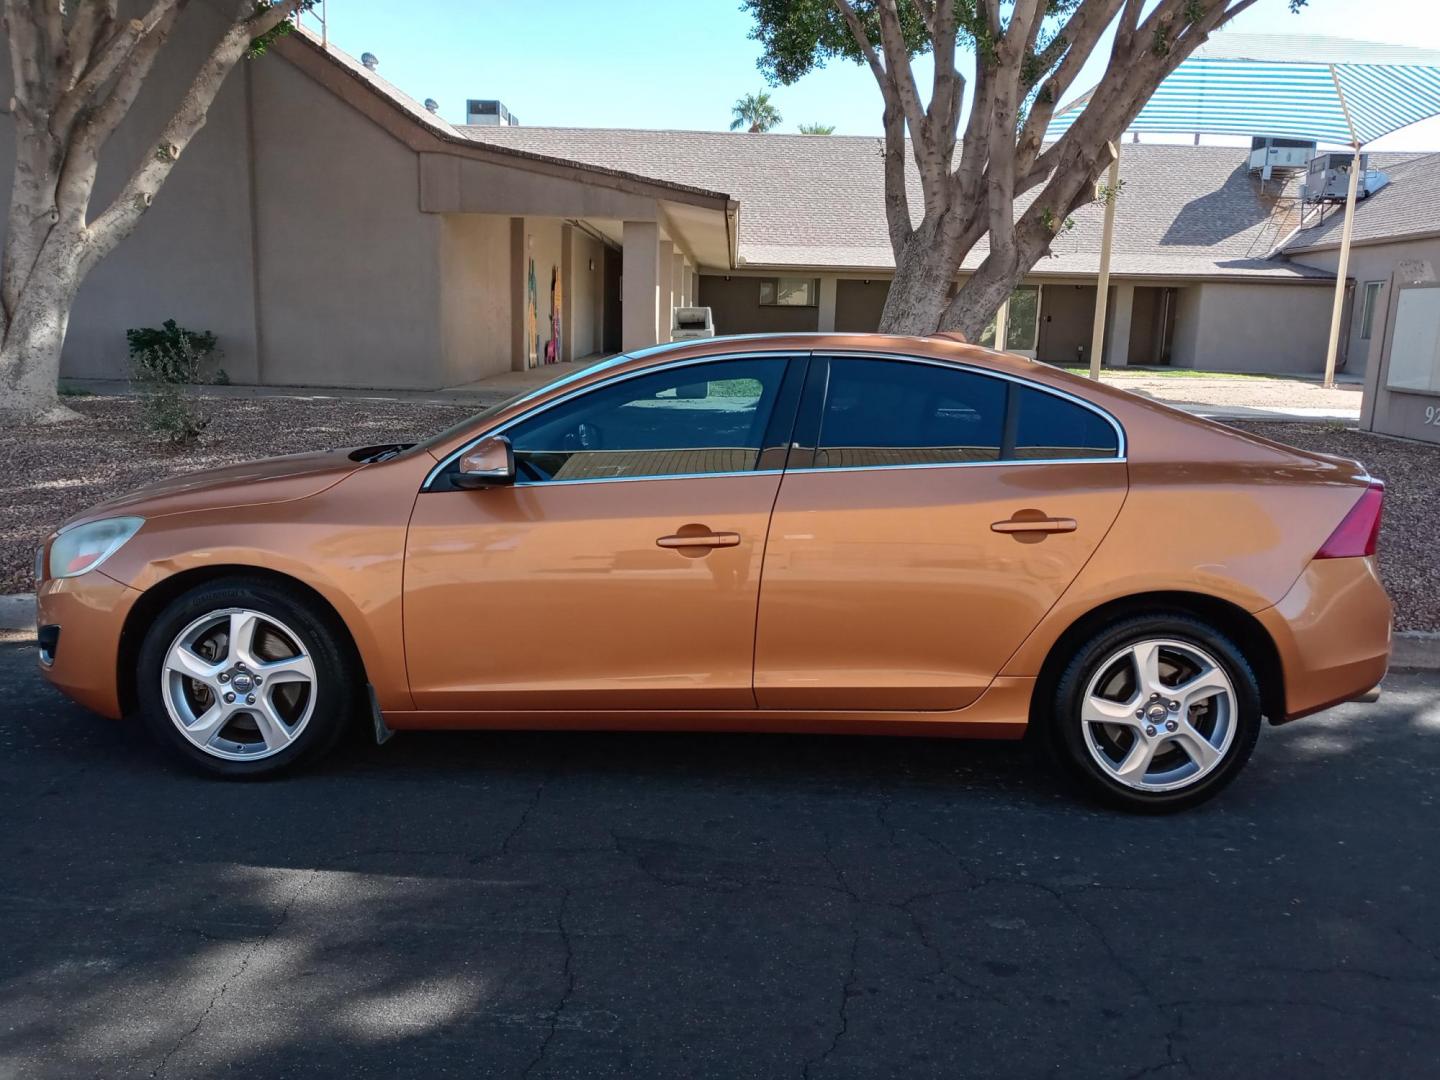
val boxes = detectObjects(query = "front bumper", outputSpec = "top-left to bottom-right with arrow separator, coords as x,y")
36,572 -> 139,719
1256,556 -> 1392,722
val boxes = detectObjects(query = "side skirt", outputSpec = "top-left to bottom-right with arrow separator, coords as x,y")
379,677 -> 1035,740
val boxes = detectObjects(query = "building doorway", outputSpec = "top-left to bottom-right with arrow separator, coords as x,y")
1128,286 -> 1178,366
1036,284 -> 1097,367
602,246 -> 623,354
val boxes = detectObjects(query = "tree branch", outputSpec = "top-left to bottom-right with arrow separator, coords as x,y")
52,0 -> 187,138
1015,0 -> 1125,177
83,0 -> 304,270
831,0 -> 913,252
831,0 -> 887,87
64,1 -> 120,83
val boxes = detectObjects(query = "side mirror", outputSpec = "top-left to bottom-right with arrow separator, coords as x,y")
453,435 -> 515,489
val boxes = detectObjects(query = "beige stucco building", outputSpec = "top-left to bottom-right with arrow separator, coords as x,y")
1,13 -> 1429,391
1285,153 -> 1440,445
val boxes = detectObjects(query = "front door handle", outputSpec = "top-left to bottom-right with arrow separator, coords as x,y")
991,515 -> 1078,534
656,530 -> 741,549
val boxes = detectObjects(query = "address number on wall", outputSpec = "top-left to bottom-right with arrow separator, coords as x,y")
1426,405 -> 1440,427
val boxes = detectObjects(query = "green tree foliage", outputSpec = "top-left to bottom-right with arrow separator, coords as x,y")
731,90 -> 784,132
798,121 -> 838,133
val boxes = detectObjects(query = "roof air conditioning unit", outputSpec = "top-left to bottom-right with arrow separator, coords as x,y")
1301,151 -> 1387,203
1248,136 -> 1316,181
466,99 -> 518,126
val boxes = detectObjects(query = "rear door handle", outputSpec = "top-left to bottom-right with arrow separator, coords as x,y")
656,531 -> 741,549
991,516 -> 1077,534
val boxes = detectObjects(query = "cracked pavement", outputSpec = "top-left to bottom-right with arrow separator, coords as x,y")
1,641 -> 1439,1078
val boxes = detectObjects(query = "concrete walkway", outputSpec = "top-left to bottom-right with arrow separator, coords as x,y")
1100,371 -> 1362,423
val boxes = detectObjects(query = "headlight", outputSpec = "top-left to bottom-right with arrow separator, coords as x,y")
48,517 -> 144,579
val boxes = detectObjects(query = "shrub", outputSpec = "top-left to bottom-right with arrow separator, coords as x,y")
126,320 -> 222,446
126,319 -> 224,384
139,382 -> 210,446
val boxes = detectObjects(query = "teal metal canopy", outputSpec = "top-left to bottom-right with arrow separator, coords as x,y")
1048,33 -> 1440,147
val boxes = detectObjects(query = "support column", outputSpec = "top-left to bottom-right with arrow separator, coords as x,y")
509,217 -> 526,371
817,276 -> 838,332
1089,142 -> 1121,378
1323,145 -> 1363,388
622,221 -> 661,351
560,224 -> 575,363
657,240 -> 675,342
672,252 -> 687,319
1105,283 -> 1135,368
992,298 -> 1009,351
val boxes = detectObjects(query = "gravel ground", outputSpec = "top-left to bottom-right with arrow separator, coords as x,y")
2,399 -> 1433,630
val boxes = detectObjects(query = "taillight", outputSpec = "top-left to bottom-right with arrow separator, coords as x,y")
1315,481 -> 1385,559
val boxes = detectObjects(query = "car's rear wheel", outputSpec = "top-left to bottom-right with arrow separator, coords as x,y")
1047,614 -> 1262,812
136,578 -> 357,777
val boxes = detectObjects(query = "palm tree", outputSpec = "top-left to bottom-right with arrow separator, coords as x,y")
730,91 -> 782,133
798,122 -> 836,135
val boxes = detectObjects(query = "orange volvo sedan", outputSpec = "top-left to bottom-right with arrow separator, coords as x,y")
35,334 -> 1391,810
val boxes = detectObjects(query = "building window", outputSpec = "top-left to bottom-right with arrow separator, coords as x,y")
977,285 -> 1041,353
758,277 -> 819,307
1360,281 -> 1383,341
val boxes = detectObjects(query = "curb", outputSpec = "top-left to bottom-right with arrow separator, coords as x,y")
4,592 -> 1439,673
1,594 -> 34,632
1390,632 -> 1440,675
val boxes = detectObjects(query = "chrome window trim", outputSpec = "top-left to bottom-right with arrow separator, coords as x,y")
422,348 -> 1127,490
784,456 -> 1126,477
817,349 -> 1128,461
422,351 -> 809,490
512,469 -> 781,488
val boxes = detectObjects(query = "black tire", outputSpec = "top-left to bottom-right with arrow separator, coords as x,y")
1044,613 -> 1262,813
136,576 -> 359,777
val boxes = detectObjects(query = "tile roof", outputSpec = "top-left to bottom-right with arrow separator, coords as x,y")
1283,151 -> 1440,251
463,126 -> 1343,281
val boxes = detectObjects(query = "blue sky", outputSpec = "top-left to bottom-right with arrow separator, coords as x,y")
314,0 -> 1440,150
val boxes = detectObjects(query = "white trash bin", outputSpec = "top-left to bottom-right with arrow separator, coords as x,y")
671,306 -> 715,341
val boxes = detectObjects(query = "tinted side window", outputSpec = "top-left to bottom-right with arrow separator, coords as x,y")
1012,385 -> 1119,459
814,358 -> 1006,468
506,357 -> 787,482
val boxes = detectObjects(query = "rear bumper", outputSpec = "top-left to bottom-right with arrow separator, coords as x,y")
1256,556 -> 1392,723
36,572 -> 138,719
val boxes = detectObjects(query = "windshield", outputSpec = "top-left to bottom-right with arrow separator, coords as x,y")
409,353 -> 639,456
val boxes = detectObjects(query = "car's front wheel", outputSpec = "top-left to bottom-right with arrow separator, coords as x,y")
1047,614 -> 1262,812
136,577 -> 357,776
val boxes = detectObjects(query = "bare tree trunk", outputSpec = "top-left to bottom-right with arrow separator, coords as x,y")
0,270 -> 83,422
0,0 -> 303,424
877,221 -> 958,334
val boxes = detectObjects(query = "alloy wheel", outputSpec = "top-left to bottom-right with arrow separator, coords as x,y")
160,607 -> 318,761
1080,638 -> 1237,793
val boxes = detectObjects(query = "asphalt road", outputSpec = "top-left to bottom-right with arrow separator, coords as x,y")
2,641 -> 1438,1080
